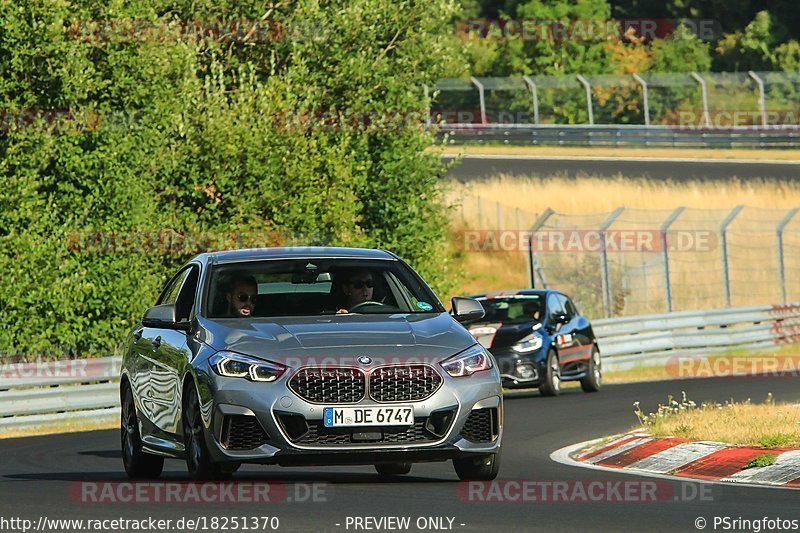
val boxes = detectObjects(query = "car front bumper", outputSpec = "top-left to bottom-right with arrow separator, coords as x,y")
197,364 -> 503,466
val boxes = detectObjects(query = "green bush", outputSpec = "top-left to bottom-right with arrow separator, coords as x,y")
0,0 -> 464,357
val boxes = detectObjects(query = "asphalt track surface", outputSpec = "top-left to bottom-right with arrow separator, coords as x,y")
445,154 -> 800,181
1,376 -> 798,532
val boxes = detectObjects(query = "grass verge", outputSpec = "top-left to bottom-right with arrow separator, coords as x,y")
438,145 -> 800,161
634,392 -> 800,448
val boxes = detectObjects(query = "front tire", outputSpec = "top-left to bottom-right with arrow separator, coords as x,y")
121,384 -> 164,479
183,385 -> 228,480
538,350 -> 561,397
374,463 -> 412,476
453,452 -> 501,481
580,347 -> 602,393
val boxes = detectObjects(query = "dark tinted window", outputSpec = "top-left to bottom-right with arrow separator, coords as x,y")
175,266 -> 199,322
547,293 -> 565,322
557,294 -> 575,319
475,295 -> 543,324
157,268 -> 191,306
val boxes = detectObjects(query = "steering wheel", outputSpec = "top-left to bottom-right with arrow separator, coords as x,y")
348,300 -> 391,312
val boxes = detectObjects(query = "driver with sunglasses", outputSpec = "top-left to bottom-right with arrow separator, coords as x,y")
225,274 -> 258,318
336,269 -> 375,314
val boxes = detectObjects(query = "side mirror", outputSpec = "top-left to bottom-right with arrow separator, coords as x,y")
451,297 -> 485,324
142,304 -> 188,330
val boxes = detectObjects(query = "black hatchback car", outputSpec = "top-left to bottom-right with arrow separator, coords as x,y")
465,290 -> 601,395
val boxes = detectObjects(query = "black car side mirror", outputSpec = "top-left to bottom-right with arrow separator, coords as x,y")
142,304 -> 189,330
451,297 -> 485,324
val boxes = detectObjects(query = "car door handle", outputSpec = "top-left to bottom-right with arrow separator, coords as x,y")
152,336 -> 162,350
133,331 -> 143,342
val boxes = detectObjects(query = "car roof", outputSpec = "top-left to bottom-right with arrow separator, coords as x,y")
192,247 -> 397,266
469,289 -> 556,299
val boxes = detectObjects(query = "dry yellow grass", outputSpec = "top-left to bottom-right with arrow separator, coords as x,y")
438,145 -> 800,161
444,175 -> 800,312
449,174 -> 800,215
638,395 -> 800,447
0,415 -> 117,440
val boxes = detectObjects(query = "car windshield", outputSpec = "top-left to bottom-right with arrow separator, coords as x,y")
204,258 -> 443,318
475,295 -> 544,325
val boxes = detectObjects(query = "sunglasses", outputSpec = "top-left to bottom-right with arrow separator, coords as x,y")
236,293 -> 257,303
348,279 -> 374,289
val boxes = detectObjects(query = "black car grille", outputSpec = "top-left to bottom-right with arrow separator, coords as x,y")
460,408 -> 499,443
369,365 -> 442,402
288,367 -> 366,404
221,415 -> 269,450
277,410 -> 456,447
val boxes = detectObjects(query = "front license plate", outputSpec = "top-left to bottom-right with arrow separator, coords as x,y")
323,405 -> 414,427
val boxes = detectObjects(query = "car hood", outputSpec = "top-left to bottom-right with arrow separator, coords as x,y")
467,320 -> 540,350
198,312 -> 475,365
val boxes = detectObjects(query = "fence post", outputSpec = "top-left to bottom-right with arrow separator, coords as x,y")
747,71 -> 767,127
720,205 -> 744,307
528,208 -> 554,289
470,77 -> 488,125
599,208 -> 625,318
632,73 -> 650,126
522,75 -> 540,125
777,208 -> 799,303
660,206 -> 685,312
576,74 -> 594,125
423,85 -> 432,128
690,72 -> 711,127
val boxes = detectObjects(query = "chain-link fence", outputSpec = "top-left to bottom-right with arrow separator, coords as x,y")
457,195 -> 800,319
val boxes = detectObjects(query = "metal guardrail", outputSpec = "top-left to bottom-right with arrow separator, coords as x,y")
1,302 -> 798,432
437,124 -> 800,148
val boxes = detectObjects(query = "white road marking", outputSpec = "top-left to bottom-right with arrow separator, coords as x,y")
627,441 -> 727,474
722,450 -> 800,486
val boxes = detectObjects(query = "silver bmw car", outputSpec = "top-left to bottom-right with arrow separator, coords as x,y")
121,247 -> 503,480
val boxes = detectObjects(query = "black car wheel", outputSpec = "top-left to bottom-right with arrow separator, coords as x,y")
538,349 -> 561,397
121,383 -> 164,479
183,385 -> 230,480
374,462 -> 412,476
453,451 -> 501,481
580,346 -> 602,393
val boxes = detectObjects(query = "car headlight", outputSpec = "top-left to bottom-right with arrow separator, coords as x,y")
440,344 -> 494,377
512,331 -> 543,353
209,351 -> 286,382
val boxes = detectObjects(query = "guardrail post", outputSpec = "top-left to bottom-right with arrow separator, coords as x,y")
576,74 -> 594,125
747,71 -> 767,127
599,208 -> 625,318
470,77 -> 488,125
777,208 -> 799,303
660,206 -> 685,312
720,205 -> 744,307
522,76 -> 540,125
690,72 -> 711,127
528,208 -> 554,288
632,74 -> 650,126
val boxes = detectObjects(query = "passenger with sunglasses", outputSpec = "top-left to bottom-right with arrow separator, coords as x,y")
225,274 -> 258,318
336,269 -> 375,314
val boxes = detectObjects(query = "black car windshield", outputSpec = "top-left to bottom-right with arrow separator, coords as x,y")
205,258 -> 443,318
475,295 -> 544,325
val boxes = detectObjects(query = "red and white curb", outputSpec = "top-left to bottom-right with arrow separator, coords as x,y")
551,432 -> 800,490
